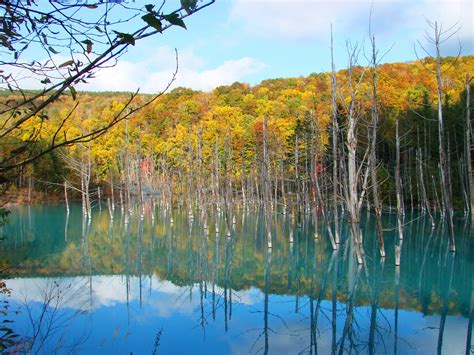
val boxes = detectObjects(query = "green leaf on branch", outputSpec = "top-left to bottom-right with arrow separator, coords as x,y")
113,31 -> 135,45
163,13 -> 186,29
181,0 -> 197,14
145,4 -> 154,12
59,60 -> 74,68
69,86 -> 77,100
48,46 -> 58,54
141,13 -> 163,32
40,77 -> 51,84
81,39 -> 93,54
41,32 -> 48,45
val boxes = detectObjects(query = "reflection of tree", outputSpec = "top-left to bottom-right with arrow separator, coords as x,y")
148,218 -> 155,296
124,217 -> 131,324
394,265 -> 400,355
368,258 -> 385,355
223,236 -> 233,332
5,208 -> 470,316
4,206 -> 473,353
19,279 -> 90,354
332,249 -> 339,354
437,252 -> 455,354
466,224 -> 473,354
137,217 -> 144,307
197,222 -> 209,337
309,247 -> 337,354
249,249 -> 273,355
263,250 -> 270,355
467,295 -> 473,354
212,233 -> 218,321
338,261 -> 362,354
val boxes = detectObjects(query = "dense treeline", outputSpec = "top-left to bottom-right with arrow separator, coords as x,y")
2,55 -> 473,223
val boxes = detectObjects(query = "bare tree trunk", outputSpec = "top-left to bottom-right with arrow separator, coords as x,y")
137,134 -> 144,218
110,173 -> 115,212
97,185 -> 101,212
107,197 -> 114,219
466,74 -> 473,223
28,175 -> 32,202
295,134 -> 300,222
330,26 -> 340,244
81,156 -> 86,217
345,43 -> 363,264
119,187 -> 124,215
124,119 -> 131,222
215,137 -> 220,211
241,145 -> 247,207
85,145 -> 92,219
395,119 -> 404,240
312,116 -> 337,250
64,181 -> 69,214
395,243 -> 402,266
433,22 -> 455,251
279,147 -> 287,214
262,115 -> 272,248
369,34 -> 385,257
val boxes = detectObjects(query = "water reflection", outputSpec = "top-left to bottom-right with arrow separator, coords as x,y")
1,203 -> 472,354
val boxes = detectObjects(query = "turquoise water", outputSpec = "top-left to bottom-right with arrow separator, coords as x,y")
1,203 -> 472,354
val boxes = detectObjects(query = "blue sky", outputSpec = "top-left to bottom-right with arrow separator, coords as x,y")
9,0 -> 474,93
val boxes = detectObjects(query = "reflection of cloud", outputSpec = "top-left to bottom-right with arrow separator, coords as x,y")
397,312 -> 470,355
5,277 -> 472,354
7,278 -> 91,311
7,276 -> 264,315
231,287 -> 263,306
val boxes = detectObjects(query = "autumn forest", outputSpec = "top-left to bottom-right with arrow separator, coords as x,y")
4,54 -> 473,242
1,0 -> 474,352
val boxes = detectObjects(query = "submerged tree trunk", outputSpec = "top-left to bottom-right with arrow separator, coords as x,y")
433,22 -> 455,251
110,173 -> 115,212
262,115 -> 272,248
418,148 -> 435,226
330,26 -> 340,244
311,115 -> 337,250
395,119 -> 404,240
466,74 -> 473,223
345,42 -> 364,265
64,181 -> 69,214
369,35 -> 385,257
124,119 -> 131,221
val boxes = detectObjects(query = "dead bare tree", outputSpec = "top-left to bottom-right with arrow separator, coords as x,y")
368,34 -> 386,257
330,26 -> 341,245
415,20 -> 459,251
342,41 -> 367,265
466,74 -> 473,222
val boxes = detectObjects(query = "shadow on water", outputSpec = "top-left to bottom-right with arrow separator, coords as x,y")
0,203 -> 472,354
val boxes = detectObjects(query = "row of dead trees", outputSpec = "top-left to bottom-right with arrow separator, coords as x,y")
58,22 -> 472,265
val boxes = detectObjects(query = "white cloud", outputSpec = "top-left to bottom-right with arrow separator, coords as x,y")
229,0 -> 473,52
80,47 -> 265,93
1,46 -> 265,93
230,0 -> 367,40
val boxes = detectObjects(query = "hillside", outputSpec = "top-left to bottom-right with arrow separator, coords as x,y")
1,55 -> 473,211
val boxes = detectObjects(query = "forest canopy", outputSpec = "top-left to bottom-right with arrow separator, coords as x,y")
2,55 -> 472,214
0,0 -> 214,178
